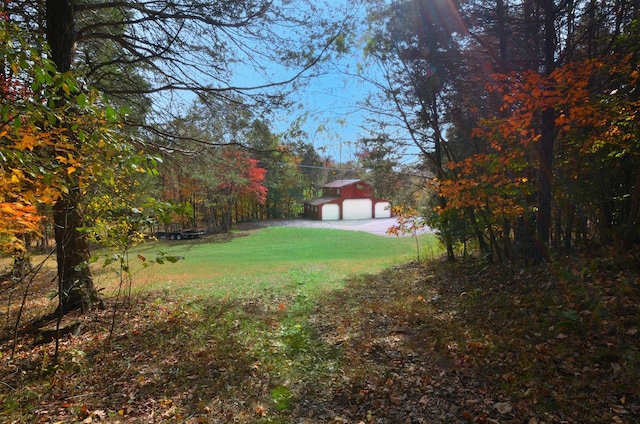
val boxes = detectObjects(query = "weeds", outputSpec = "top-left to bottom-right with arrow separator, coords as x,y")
1,249 -> 638,423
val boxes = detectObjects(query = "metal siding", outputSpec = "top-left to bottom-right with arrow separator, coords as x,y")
322,204 -> 340,220
343,199 -> 372,220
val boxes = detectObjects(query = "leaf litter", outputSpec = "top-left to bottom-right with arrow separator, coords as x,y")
1,250 -> 638,423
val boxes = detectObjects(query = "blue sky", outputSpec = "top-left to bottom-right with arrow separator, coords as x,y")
272,57 -> 374,162
224,0 -> 380,163
160,0 -> 413,164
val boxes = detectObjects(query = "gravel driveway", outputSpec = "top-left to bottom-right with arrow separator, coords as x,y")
238,217 -> 435,237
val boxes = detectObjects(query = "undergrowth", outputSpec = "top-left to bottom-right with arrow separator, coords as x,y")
1,250 -> 638,423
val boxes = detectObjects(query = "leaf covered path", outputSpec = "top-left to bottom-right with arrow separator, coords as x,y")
2,252 -> 639,423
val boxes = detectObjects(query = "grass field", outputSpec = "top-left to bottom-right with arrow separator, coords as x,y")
95,226 -> 440,298
2,227 -> 638,423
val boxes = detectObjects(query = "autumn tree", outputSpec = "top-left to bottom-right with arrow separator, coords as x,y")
3,0 -> 355,312
362,0 -> 469,261
361,0 -> 640,262
1,16 -> 153,313
246,120 -> 309,219
212,148 -> 267,232
157,96 -> 274,230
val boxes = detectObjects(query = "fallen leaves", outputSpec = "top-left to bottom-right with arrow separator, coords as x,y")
494,402 -> 513,414
1,252 -> 639,423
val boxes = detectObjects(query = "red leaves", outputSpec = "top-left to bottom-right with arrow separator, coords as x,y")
217,149 -> 268,205
438,58 -> 628,228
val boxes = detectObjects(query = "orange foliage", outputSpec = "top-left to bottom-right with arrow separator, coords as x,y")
217,149 -> 268,205
0,202 -> 41,251
437,59 -> 612,221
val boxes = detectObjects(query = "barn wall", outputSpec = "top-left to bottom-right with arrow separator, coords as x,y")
306,181 -> 390,221
303,203 -> 319,220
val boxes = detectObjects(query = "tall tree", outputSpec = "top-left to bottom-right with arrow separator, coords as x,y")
363,0 -> 468,261
45,0 -> 100,312
2,14 -> 152,312
5,0 -> 354,312
362,0 -> 640,262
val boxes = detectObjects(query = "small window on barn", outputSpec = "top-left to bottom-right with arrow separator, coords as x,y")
337,189 -> 341,195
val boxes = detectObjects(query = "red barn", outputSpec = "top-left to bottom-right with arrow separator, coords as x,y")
303,179 -> 392,220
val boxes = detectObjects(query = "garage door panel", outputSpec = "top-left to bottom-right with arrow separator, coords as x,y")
375,201 -> 391,218
343,199 -> 372,220
322,204 -> 340,220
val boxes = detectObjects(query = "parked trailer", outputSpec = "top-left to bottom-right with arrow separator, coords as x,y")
155,229 -> 205,240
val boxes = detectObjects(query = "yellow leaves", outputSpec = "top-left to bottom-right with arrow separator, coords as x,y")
55,153 -> 82,173
15,132 -> 37,151
37,188 -> 59,205
10,168 -> 24,184
5,126 -> 59,151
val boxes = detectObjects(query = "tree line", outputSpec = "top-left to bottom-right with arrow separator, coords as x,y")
3,0 -> 638,319
1,0 -> 359,315
361,0 -> 639,264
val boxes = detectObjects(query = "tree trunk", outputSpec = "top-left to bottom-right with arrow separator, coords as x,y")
465,207 -> 490,260
439,195 -> 456,262
46,0 -> 75,73
564,203 -> 575,251
534,0 -> 556,263
47,0 -> 101,312
431,100 -> 455,262
222,200 -> 233,232
53,187 -> 100,313
536,110 -> 554,263
622,171 -> 640,250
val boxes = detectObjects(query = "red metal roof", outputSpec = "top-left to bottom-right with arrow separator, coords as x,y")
322,179 -> 361,188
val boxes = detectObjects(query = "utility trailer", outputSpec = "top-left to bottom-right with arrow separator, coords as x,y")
155,229 -> 205,240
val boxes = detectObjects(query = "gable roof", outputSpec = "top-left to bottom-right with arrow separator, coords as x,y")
323,179 -> 361,188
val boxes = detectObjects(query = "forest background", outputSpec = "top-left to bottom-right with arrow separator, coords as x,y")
0,0 -> 638,314
1,0 -> 639,422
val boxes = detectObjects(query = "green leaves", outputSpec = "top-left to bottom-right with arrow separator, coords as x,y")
104,105 -> 117,122
0,18 -> 160,253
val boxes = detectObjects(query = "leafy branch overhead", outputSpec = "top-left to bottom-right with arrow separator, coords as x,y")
6,0 -> 359,146
2,0 -> 356,313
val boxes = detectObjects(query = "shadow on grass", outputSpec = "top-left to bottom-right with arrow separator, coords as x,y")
2,252 -> 639,423
294,257 -> 640,423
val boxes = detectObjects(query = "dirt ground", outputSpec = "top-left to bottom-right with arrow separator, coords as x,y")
237,217 -> 436,237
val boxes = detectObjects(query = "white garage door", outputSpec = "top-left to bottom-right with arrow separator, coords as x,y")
322,204 -> 340,221
375,201 -> 392,218
343,199 -> 372,220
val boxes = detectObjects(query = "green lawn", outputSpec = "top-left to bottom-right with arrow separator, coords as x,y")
6,226 -> 636,423
96,226 -> 439,298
